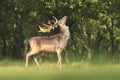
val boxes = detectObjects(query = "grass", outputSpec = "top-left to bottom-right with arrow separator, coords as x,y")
0,59 -> 120,80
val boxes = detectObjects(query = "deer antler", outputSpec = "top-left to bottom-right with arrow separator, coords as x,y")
38,16 -> 58,33
38,25 -> 53,33
52,16 -> 58,28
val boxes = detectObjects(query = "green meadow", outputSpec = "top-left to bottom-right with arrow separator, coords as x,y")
0,59 -> 120,80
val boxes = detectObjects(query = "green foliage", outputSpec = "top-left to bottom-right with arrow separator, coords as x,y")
0,0 -> 120,62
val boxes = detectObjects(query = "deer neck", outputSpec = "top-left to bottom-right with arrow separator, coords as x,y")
59,24 -> 70,40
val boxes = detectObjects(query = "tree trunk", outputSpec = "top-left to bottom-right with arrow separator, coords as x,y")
108,18 -> 114,55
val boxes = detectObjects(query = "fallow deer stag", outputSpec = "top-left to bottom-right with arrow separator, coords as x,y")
25,16 -> 70,70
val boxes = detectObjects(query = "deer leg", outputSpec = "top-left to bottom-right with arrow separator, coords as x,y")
56,49 -> 62,70
33,55 -> 40,67
25,51 -> 35,68
56,60 -> 59,68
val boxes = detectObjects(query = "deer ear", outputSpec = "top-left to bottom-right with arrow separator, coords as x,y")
59,16 -> 67,24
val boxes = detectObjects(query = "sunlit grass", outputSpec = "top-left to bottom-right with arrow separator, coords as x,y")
0,59 -> 120,80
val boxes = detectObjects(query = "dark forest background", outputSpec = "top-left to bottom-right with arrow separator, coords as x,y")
0,0 -> 120,63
